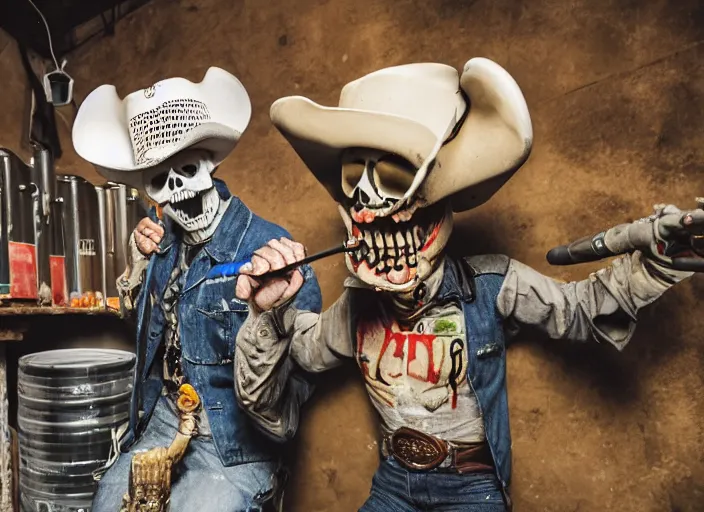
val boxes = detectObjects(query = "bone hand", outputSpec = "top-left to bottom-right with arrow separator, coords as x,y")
125,447 -> 172,512
167,415 -> 198,463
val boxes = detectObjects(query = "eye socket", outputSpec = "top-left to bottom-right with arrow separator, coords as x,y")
341,160 -> 366,198
151,172 -> 168,190
180,164 -> 198,177
373,154 -> 416,199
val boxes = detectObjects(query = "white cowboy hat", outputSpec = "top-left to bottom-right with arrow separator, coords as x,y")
270,58 -> 533,213
72,67 -> 251,189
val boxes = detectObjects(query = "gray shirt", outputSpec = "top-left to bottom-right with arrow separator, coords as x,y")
234,252 -> 691,441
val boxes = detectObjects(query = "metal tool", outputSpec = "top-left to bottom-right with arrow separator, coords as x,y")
206,238 -> 364,280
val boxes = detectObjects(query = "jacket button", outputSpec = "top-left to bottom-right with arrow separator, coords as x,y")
258,327 -> 270,338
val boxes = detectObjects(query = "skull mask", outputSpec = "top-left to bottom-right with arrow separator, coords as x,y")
339,148 -> 453,293
142,149 -> 221,237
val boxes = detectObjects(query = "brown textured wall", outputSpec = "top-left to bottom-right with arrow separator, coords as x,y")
2,0 -> 704,510
0,30 -> 32,162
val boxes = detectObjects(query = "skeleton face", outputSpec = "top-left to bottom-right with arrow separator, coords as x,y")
339,148 -> 453,293
142,149 -> 220,233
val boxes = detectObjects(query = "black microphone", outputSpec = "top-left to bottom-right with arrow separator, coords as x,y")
546,231 -> 616,265
547,229 -> 704,271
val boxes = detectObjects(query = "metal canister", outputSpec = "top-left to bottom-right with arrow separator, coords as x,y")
96,186 -> 109,308
0,149 -> 38,300
49,198 -> 67,306
56,175 -> 102,307
18,348 -> 136,512
30,145 -> 56,305
101,183 -> 146,311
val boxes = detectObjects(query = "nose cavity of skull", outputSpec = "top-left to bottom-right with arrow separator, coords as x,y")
353,165 -> 387,210
168,176 -> 184,191
144,156 -> 215,207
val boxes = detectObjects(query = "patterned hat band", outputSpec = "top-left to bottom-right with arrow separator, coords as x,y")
128,98 -> 211,165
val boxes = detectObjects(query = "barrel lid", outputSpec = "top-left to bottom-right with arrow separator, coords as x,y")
19,349 -> 135,378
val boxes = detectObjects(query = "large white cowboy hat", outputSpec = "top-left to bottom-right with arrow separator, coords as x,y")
72,67 -> 251,189
270,58 -> 533,213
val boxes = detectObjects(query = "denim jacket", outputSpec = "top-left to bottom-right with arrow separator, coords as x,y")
120,179 -> 322,466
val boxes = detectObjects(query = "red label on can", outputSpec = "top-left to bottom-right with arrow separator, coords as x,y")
8,241 -> 37,299
50,255 -> 67,306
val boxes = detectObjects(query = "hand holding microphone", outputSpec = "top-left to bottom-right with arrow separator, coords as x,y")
546,199 -> 704,272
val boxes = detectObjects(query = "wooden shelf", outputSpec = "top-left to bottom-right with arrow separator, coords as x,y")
0,305 -> 120,316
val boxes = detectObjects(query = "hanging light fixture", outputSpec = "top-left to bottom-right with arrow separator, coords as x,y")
27,0 -> 75,106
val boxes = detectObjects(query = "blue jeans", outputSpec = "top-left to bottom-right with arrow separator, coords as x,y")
92,397 -> 278,511
359,458 -> 507,512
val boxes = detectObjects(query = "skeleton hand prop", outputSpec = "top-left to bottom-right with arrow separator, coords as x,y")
119,385 -> 201,512
120,447 -> 172,512
547,199 -> 704,271
235,238 -> 306,311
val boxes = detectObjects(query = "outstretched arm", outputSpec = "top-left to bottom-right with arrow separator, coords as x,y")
498,202 -> 703,349
497,252 -> 691,350
234,238 -> 353,441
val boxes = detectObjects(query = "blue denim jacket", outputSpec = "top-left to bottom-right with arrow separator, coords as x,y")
436,258 -> 510,491
122,179 -> 322,466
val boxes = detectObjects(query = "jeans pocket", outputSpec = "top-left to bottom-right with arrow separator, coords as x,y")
443,473 -> 505,505
247,468 -> 284,512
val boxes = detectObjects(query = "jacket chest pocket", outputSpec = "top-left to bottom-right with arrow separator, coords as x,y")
181,298 -> 248,365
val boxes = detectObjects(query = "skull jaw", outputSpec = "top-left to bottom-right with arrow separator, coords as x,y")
163,187 -> 220,236
340,201 -> 453,294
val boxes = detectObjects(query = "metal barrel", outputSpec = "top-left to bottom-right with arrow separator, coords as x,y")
56,176 -> 103,307
102,183 -> 146,311
0,149 -> 38,299
17,349 -> 135,512
49,197 -> 67,306
95,186 -> 108,306
30,145 -> 56,305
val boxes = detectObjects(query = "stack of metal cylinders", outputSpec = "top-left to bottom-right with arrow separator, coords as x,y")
17,349 -> 136,512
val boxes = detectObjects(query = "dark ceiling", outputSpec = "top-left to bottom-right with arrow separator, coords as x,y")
0,0 -> 153,60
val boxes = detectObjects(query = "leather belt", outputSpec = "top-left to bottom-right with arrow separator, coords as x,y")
383,427 -> 494,473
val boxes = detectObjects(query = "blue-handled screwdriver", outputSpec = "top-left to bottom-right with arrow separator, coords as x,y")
206,237 -> 364,280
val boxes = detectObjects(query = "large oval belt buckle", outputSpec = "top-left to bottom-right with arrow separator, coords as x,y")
389,427 -> 449,471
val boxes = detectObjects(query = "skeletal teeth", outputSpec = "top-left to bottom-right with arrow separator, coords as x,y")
374,232 -> 384,250
384,233 -> 394,249
395,232 -> 405,248
413,226 -> 422,248
363,231 -> 373,250
406,230 -> 414,248
408,253 -> 417,267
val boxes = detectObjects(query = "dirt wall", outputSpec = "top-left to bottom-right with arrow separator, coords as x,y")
1,0 -> 703,510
